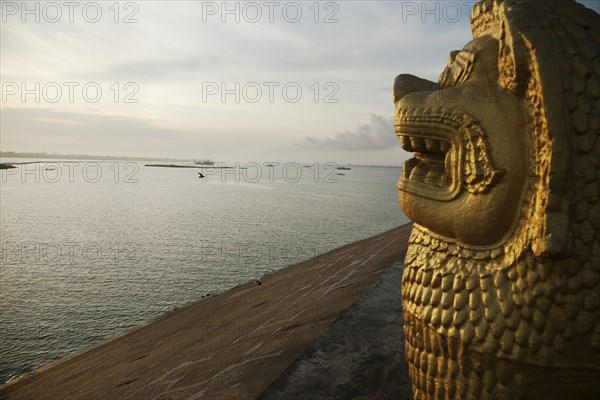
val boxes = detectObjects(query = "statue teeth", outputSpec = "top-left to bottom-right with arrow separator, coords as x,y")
400,136 -> 414,151
403,159 -> 418,180
425,138 -> 441,153
411,137 -> 426,152
410,165 -> 425,181
403,167 -> 410,181
426,170 -> 439,184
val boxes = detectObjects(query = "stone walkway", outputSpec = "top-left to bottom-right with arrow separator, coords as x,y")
258,262 -> 412,400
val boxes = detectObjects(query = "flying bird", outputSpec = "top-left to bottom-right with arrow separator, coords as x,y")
198,172 -> 205,178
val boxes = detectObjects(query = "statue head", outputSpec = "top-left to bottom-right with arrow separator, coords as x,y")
395,34 -> 526,246
395,0 -> 599,258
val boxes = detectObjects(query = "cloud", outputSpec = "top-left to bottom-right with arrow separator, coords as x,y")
298,114 -> 398,150
0,107 -> 188,157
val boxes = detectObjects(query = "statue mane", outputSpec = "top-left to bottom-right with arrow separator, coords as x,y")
471,0 -> 600,257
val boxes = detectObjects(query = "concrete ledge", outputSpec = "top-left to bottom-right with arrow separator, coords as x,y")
258,262 -> 412,400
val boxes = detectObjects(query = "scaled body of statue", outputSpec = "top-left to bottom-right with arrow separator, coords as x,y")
393,0 -> 600,398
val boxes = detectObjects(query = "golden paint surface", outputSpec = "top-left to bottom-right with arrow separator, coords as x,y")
394,0 -> 600,398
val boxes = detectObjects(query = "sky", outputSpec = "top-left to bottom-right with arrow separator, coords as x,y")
1,0 -> 598,165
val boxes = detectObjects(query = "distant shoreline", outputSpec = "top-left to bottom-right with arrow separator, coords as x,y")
145,163 -> 242,169
0,151 -> 192,163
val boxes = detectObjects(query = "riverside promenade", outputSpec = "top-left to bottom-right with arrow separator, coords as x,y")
0,223 -> 412,400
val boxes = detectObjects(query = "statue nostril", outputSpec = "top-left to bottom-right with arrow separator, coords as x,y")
393,74 -> 439,103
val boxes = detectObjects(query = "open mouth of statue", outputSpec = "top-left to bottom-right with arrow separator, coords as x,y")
400,135 -> 451,187
395,123 -> 462,201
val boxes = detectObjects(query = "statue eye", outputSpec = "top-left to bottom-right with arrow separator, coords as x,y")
439,50 -> 476,88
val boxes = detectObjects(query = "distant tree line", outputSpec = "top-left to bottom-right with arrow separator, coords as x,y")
0,151 -> 192,162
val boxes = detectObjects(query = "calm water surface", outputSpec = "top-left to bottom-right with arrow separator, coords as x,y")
0,160 -> 408,382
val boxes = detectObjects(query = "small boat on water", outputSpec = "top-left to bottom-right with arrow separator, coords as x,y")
194,160 -> 214,166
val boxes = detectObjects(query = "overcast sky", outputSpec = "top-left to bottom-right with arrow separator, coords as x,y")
1,0 -> 598,165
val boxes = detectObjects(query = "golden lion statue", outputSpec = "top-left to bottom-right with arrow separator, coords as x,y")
393,0 -> 600,398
